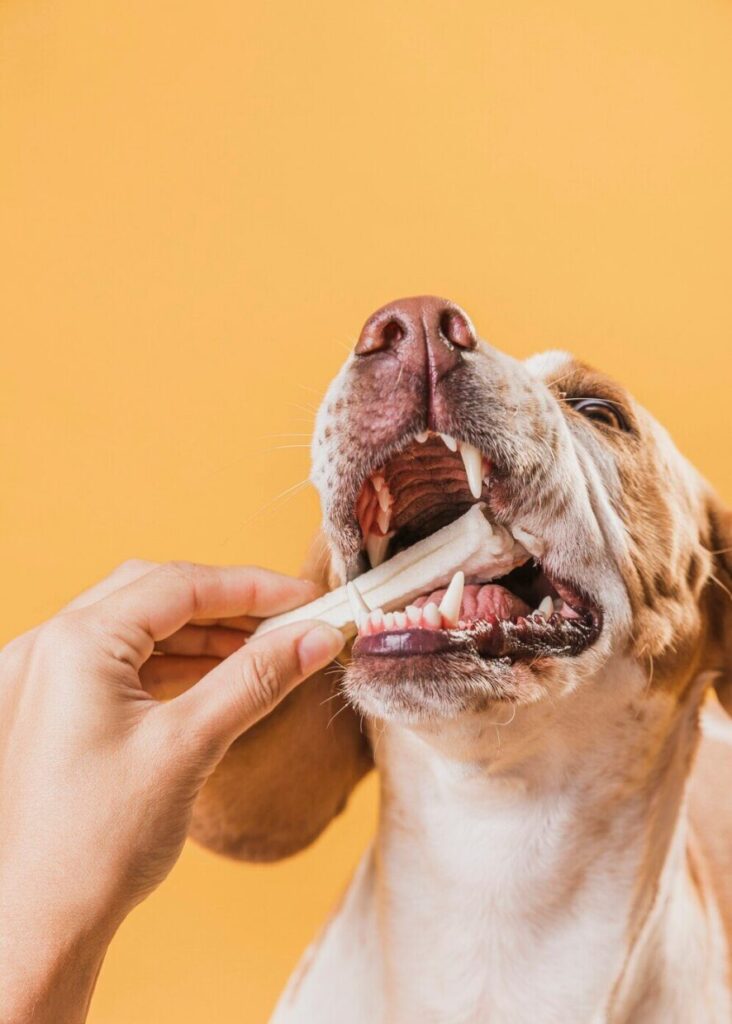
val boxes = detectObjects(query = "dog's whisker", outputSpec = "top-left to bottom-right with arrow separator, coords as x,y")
266,444 -> 313,451
319,691 -> 344,706
710,573 -> 732,603
232,477 -> 312,534
326,702 -> 351,729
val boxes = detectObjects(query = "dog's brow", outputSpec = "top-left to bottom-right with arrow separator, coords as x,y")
548,362 -> 631,409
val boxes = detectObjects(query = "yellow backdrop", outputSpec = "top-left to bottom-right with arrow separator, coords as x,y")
2,1 -> 732,1021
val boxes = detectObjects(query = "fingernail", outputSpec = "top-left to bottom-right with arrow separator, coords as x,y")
297,624 -> 345,676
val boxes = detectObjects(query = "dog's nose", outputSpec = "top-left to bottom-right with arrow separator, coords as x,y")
355,296 -> 477,377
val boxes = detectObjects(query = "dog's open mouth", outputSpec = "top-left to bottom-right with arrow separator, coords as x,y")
348,433 -> 601,662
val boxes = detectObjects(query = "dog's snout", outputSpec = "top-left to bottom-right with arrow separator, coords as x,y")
355,296 -> 477,365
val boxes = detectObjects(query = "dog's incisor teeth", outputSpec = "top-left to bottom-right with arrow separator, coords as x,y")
459,441 -> 484,499
406,604 -> 422,625
368,609 -> 385,633
438,570 -> 465,627
415,431 -> 429,443
423,603 -> 442,628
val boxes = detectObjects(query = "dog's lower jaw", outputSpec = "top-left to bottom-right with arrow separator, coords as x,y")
271,658 -> 731,1024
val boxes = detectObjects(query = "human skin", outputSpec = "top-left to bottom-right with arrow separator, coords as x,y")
0,560 -> 344,1024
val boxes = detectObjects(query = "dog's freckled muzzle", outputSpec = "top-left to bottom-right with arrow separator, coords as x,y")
316,296 -> 602,673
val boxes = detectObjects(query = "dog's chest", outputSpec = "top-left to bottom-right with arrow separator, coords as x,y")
376,755 -> 641,1023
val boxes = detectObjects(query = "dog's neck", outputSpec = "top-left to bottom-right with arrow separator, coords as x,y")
368,657 -> 719,1023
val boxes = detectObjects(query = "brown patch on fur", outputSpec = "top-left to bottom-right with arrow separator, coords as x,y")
699,496 -> 732,714
548,361 -> 724,698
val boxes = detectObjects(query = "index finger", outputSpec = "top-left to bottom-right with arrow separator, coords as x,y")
91,563 -> 321,667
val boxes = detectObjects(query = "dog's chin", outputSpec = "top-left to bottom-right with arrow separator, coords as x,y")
342,651 -> 557,724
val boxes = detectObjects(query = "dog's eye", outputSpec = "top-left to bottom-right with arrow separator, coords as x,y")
565,398 -> 629,432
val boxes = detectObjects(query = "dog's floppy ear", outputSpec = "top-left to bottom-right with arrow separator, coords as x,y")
189,529 -> 373,861
703,492 -> 732,715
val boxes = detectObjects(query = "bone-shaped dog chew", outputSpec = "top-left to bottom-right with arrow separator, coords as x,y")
254,505 -> 528,639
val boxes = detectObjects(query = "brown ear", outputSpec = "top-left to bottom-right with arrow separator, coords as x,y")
704,494 -> 732,715
189,529 -> 373,861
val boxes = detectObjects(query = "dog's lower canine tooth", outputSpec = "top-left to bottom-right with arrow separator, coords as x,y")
459,441 -> 484,499
253,505 -> 527,639
438,570 -> 465,626
347,581 -> 371,622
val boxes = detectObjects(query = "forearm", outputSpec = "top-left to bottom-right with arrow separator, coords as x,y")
1,902 -> 113,1024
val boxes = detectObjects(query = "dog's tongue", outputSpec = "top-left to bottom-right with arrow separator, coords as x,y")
412,582 -> 530,622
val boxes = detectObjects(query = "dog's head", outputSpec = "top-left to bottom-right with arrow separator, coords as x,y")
310,295 -> 732,724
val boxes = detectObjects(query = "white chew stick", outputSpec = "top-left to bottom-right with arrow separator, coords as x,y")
253,504 -> 526,639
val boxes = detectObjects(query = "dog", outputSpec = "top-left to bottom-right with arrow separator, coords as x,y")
191,296 -> 732,1022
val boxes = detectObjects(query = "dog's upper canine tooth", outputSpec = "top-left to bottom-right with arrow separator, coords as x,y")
377,487 -> 391,512
511,526 -> 545,559
438,570 -> 465,626
366,532 -> 392,568
440,433 -> 458,452
459,441 -> 484,499
376,507 -> 391,534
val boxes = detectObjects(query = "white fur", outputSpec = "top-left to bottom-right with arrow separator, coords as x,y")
273,659 -> 730,1022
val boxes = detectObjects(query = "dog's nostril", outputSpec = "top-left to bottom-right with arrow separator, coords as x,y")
355,316 -> 405,355
382,319 -> 405,347
439,309 -> 477,351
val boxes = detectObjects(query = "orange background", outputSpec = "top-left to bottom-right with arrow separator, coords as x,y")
2,2 -> 732,1021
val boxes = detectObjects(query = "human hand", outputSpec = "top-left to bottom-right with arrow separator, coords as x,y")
0,561 -> 344,1024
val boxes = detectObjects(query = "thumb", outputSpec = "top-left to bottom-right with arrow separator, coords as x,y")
165,620 -> 345,754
